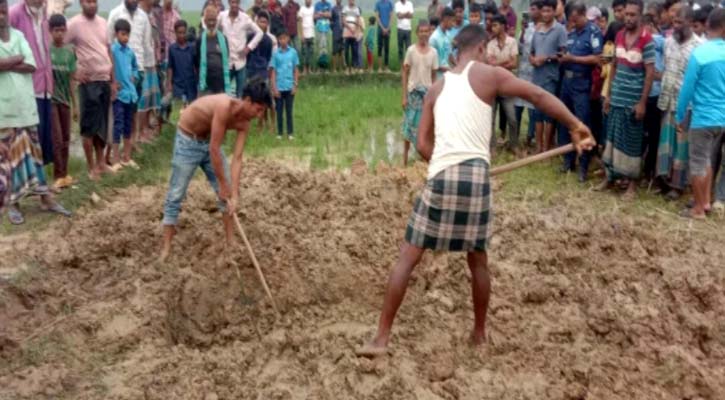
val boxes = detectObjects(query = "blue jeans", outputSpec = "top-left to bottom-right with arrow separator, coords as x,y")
230,66 -> 247,98
162,129 -> 229,226
112,100 -> 134,144
275,91 -> 294,136
515,106 -> 535,141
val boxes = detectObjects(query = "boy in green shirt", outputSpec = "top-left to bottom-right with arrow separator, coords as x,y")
48,14 -> 77,190
364,16 -> 375,72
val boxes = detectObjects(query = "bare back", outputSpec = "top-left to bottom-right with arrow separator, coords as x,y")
177,95 -> 250,139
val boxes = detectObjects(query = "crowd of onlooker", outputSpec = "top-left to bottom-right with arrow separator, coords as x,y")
1,0 -> 724,225
400,0 -> 725,221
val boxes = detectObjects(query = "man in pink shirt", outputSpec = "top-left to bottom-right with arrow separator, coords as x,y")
65,0 -> 116,180
9,0 -> 54,167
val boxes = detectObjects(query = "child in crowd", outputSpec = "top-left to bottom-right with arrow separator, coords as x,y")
167,19 -> 197,109
365,16 -> 375,72
48,14 -> 77,190
111,19 -> 140,170
248,11 -> 277,131
298,0 -> 315,74
270,31 -> 299,140
401,20 -> 438,166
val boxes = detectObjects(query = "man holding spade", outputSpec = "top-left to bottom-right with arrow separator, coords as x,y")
159,79 -> 272,262
357,25 -> 595,356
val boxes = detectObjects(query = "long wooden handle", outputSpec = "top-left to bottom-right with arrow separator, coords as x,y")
490,143 -> 576,176
232,213 -> 280,316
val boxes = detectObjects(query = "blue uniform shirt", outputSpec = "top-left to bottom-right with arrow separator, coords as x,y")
270,46 -> 300,92
111,42 -> 139,105
649,33 -> 665,97
375,0 -> 394,29
563,21 -> 602,76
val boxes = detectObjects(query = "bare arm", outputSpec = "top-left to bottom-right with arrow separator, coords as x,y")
229,125 -> 249,212
401,63 -> 409,107
247,18 -> 265,51
416,80 -> 443,161
209,104 -> 231,201
496,68 -> 577,129
270,67 -> 278,95
9,63 -> 36,73
0,55 -> 24,71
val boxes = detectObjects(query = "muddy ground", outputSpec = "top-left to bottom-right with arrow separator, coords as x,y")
1,160 -> 724,400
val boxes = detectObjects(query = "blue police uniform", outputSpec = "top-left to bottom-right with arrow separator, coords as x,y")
559,21 -> 602,178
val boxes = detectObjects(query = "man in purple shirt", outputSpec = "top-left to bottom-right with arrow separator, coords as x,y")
9,0 -> 54,167
499,0 -> 517,37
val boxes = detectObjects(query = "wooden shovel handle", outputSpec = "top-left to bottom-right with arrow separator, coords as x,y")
490,143 -> 576,177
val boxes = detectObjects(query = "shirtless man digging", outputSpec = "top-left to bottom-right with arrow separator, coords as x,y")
159,79 -> 272,261
357,25 -> 595,356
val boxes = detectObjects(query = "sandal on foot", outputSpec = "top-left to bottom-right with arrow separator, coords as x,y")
41,202 -> 72,217
679,208 -> 706,220
7,207 -> 24,225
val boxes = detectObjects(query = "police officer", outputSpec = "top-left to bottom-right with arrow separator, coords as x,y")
558,1 -> 602,181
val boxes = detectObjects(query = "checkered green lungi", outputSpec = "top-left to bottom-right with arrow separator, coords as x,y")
405,158 -> 492,252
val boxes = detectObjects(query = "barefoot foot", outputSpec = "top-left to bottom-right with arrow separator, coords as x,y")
355,338 -> 389,358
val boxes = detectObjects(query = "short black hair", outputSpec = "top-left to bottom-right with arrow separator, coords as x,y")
469,3 -> 482,15
243,77 -> 273,107
483,4 -> 498,15
663,0 -> 680,10
429,16 -> 440,28
643,14 -> 658,29
707,7 -> 725,30
700,4 -> 714,15
416,19 -> 431,30
540,0 -> 557,10
530,0 -> 543,9
174,19 -> 188,30
48,14 -> 66,29
454,24 -> 487,53
599,7 -> 609,20
256,10 -> 269,20
115,18 -> 131,34
451,0 -> 464,10
368,15 -> 376,25
442,7 -> 456,19
625,0 -> 644,13
568,1 -> 586,17
277,30 -> 289,38
612,0 -> 627,9
492,14 -> 507,26
694,7 -> 708,23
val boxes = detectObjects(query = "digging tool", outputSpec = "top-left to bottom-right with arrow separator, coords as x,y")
490,141 -> 590,177
231,212 -> 280,316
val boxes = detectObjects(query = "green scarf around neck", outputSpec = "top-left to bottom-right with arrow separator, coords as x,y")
199,30 -> 231,94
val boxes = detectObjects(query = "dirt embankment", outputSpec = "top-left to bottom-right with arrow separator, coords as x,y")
1,160 -> 724,400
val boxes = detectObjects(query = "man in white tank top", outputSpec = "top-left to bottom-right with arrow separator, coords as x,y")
357,24 -> 594,357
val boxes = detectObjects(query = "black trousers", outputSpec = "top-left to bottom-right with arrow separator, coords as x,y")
275,91 -> 294,136
643,96 -> 662,179
377,27 -> 390,67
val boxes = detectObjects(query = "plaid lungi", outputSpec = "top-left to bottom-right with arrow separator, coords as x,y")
405,158 -> 492,252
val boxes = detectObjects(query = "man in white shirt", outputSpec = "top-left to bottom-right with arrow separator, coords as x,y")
395,0 -> 413,64
219,0 -> 264,97
298,0 -> 315,73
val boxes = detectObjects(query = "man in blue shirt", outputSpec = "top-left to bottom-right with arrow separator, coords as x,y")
676,8 -> 725,219
331,0 -> 344,71
558,1 -> 602,181
429,7 -> 455,77
270,31 -> 300,140
375,0 -> 393,71
314,0 -> 332,56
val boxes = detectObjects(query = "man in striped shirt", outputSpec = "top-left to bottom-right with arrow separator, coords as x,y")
600,0 -> 655,200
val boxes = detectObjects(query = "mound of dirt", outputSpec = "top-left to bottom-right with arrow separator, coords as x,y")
1,159 -> 724,400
